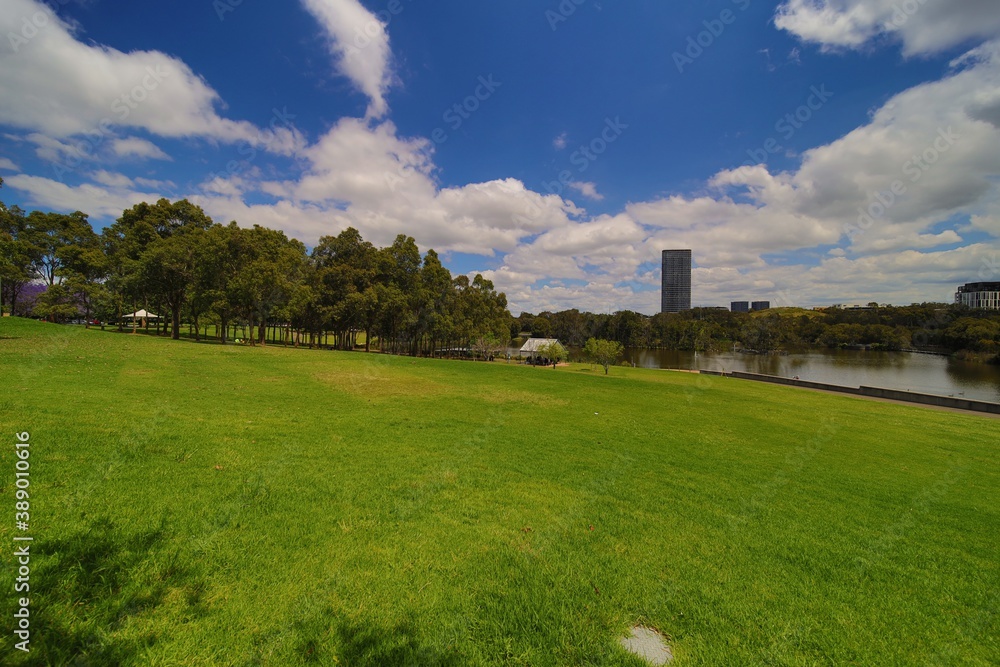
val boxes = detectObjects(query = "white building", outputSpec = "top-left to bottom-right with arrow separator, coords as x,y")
519,338 -> 561,359
956,282 -> 1000,310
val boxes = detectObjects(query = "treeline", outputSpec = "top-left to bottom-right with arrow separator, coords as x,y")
515,304 -> 1000,361
0,190 -> 511,353
4,179 -> 997,361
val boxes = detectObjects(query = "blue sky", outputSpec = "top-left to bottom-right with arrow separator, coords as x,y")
1,0 -> 999,314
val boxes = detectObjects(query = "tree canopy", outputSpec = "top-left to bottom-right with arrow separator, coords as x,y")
0,193 -> 514,355
584,338 -> 625,374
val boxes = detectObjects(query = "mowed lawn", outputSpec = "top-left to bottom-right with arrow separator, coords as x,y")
1,318 -> 997,666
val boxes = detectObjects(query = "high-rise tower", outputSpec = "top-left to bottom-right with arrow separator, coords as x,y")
661,249 -> 692,313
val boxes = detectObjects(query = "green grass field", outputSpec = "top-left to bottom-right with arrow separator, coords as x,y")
1,317 -> 997,666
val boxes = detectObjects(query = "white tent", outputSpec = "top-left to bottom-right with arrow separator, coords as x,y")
519,338 -> 560,358
121,309 -> 160,320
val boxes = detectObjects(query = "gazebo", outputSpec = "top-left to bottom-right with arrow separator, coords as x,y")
519,338 -> 560,361
121,309 -> 160,327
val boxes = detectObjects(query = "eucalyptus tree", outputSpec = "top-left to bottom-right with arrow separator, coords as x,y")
141,227 -> 206,339
23,210 -> 93,287
418,249 -> 455,354
196,222 -> 245,344
58,221 -> 108,327
583,337 -> 624,375
312,227 -> 378,349
375,235 -> 421,353
229,225 -> 307,345
0,194 -> 39,315
103,199 -> 213,331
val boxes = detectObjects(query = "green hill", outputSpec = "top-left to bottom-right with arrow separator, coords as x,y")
1,317 -> 997,665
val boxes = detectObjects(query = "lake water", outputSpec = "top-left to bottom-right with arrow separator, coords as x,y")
612,348 -> 1000,404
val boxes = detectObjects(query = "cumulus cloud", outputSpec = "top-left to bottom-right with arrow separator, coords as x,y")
4,174 -> 163,218
197,118 -> 579,254
775,0 -> 1000,56
5,3 -> 1000,314
0,156 -> 18,171
111,137 -> 171,161
480,41 -> 1000,312
10,39 -> 1000,314
0,0 -> 305,153
301,0 -> 394,119
728,45 -> 1000,254
568,181 -> 604,201
90,170 -> 133,189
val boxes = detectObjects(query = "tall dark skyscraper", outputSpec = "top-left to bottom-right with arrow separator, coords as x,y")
661,249 -> 692,313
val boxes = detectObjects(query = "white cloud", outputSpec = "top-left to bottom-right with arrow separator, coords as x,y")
134,177 -> 175,190
21,133 -> 81,164
775,0 -> 1000,56
6,29 -> 1000,315
300,0 -> 394,119
0,0 -> 305,153
111,137 -> 170,161
90,170 -> 133,188
4,174 -> 163,218
479,42 -> 1000,312
568,181 -> 604,201
0,156 -> 17,171
226,117 -> 579,253
553,133 -> 568,150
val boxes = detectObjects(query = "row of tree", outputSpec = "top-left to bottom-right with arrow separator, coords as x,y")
0,187 -> 511,353
515,304 -> 1000,360
3,179 -> 997,361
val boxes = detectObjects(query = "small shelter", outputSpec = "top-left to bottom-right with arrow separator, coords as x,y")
121,309 -> 160,328
519,338 -> 561,361
122,309 -> 160,320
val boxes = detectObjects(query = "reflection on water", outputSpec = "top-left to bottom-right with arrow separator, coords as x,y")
611,348 -> 1000,403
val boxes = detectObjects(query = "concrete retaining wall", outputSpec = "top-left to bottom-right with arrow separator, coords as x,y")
701,370 -> 1000,415
858,386 -> 1000,414
726,371 -> 863,395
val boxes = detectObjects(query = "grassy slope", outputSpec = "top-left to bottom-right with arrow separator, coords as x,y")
0,318 -> 997,666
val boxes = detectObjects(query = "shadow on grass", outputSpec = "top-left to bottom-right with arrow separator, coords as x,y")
98,328 -> 229,346
6,516 -> 208,666
328,618 -> 469,667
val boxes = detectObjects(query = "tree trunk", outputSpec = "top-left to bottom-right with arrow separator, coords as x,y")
172,304 -> 181,340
